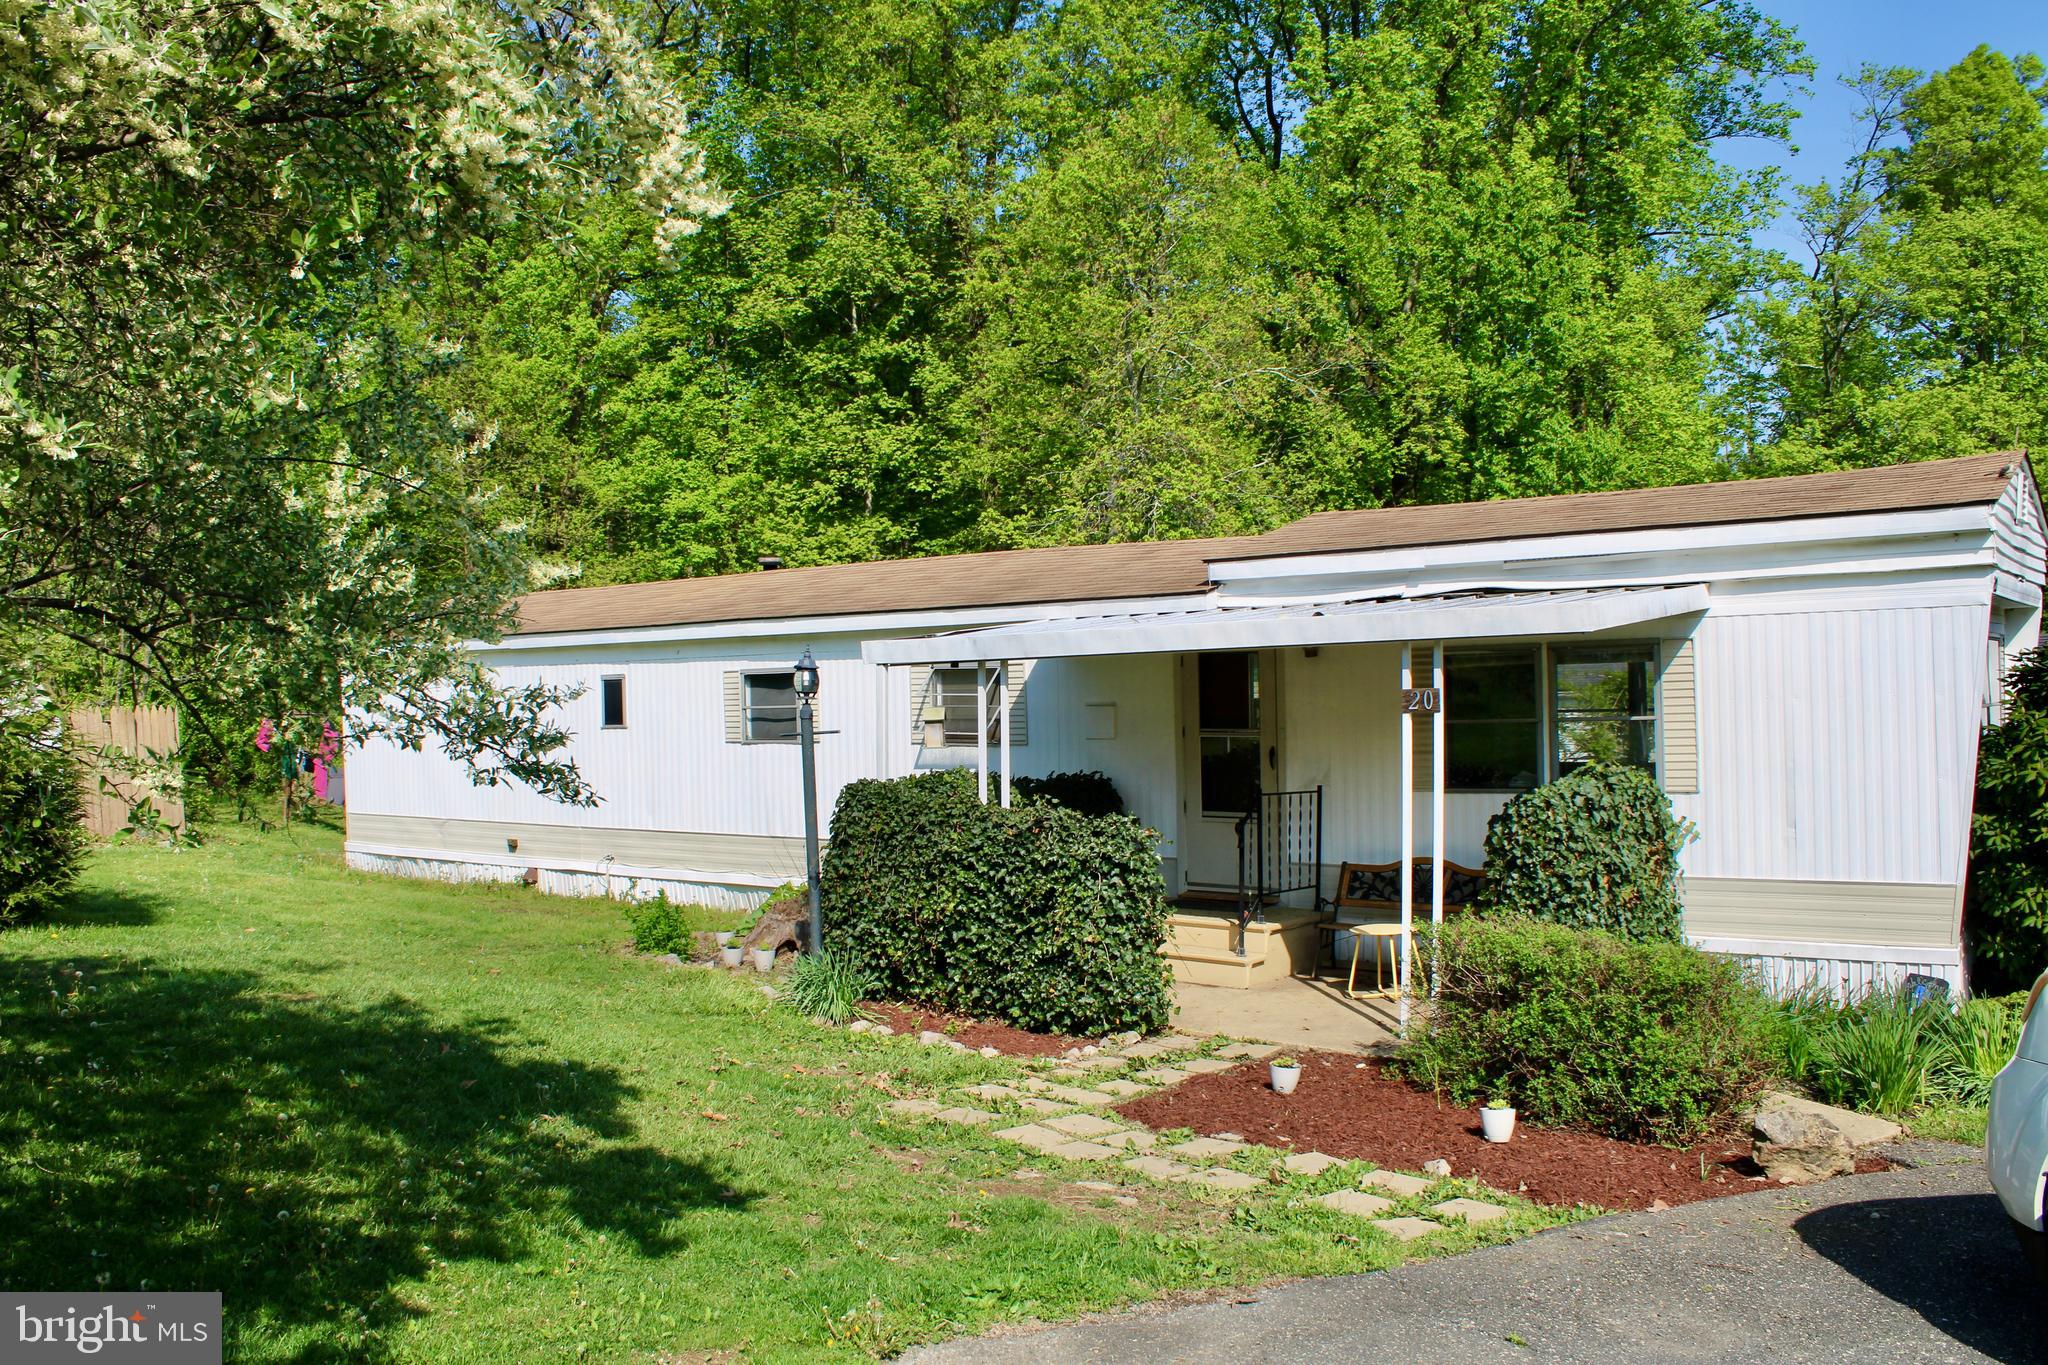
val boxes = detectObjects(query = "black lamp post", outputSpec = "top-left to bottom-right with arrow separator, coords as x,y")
794,647 -> 822,955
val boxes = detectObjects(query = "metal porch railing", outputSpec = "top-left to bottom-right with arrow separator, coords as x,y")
1233,786 -> 1323,956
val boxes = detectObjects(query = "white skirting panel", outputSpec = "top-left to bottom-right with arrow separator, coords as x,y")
345,849 -> 777,911
1690,933 -> 1964,1000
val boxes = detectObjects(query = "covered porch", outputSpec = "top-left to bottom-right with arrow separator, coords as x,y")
866,584 -> 1707,1024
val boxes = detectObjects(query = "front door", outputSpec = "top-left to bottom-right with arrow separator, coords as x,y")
1179,650 -> 1280,890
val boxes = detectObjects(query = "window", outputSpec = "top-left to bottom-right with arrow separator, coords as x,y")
1445,649 -> 1541,791
1552,646 -> 1657,777
600,675 -> 626,729
742,671 -> 799,742
1197,652 -> 1261,816
935,668 -> 1002,747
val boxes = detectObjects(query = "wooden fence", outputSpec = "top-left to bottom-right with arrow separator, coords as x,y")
67,706 -> 184,838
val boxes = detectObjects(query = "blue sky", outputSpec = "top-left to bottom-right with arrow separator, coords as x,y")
1718,0 -> 2044,258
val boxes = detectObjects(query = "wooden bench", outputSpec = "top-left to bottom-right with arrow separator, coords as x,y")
1316,859 -> 1487,970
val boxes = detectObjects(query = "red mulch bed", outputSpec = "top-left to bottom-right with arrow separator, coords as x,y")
859,1003 -> 1092,1058
1114,1052 -> 1891,1212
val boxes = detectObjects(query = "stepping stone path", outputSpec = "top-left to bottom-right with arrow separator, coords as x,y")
877,1029 -> 1519,1240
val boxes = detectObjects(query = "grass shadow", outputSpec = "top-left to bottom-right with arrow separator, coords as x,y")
1794,1191 -> 2042,1363
0,954 -> 749,1360
43,884 -> 172,928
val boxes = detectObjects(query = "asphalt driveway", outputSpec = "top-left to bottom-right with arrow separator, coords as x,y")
903,1143 -> 2044,1364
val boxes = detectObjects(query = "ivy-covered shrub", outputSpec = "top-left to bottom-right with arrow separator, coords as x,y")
1479,762 -> 1692,942
822,769 -> 1170,1036
1402,917 -> 1771,1143
0,724 -> 89,928
1968,648 -> 2048,993
1013,769 -> 1125,817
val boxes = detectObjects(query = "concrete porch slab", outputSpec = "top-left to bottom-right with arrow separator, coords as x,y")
1172,976 -> 1401,1056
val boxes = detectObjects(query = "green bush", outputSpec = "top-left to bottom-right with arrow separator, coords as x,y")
1968,648 -> 2048,993
1013,770 -> 1125,817
625,895 -> 689,955
785,948 -> 879,1024
821,769 -> 1170,1036
0,724 -> 89,928
1479,763 -> 1692,942
1402,917 -> 1770,1143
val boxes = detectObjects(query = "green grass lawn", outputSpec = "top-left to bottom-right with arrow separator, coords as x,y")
1,824 -> 1570,1361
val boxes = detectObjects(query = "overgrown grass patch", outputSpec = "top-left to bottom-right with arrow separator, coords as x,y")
1,824 -> 1558,1361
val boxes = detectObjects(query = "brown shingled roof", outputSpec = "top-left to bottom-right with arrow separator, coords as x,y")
1214,451 -> 2026,562
511,452 -> 2026,636
513,535 -> 1266,635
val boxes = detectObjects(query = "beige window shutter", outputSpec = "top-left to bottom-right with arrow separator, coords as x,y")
910,665 -> 939,747
724,671 -> 744,742
1005,661 -> 1028,746
1660,638 -> 1699,794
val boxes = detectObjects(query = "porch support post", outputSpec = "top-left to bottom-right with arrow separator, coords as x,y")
998,661 -> 1012,808
1430,641 -> 1446,995
975,661 -> 990,805
1398,643 -> 1414,1028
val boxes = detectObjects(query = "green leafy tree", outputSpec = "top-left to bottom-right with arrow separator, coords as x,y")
1970,650 -> 2048,992
1,0 -> 725,801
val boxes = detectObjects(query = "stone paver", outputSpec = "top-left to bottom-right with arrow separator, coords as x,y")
1178,1168 -> 1264,1192
992,1123 -> 1068,1154
1370,1216 -> 1441,1242
888,1098 -> 943,1116
1075,1180 -> 1122,1192
1040,1085 -> 1120,1107
1049,1140 -> 1119,1162
1282,1152 -> 1344,1177
1096,1130 -> 1155,1151
960,1084 -> 1019,1102
1045,1068 -> 1090,1082
1165,1137 -> 1246,1160
1357,1169 -> 1433,1198
1216,1041 -> 1282,1060
1133,1066 -> 1190,1085
1428,1198 -> 1507,1224
1042,1112 -> 1126,1138
1013,1096 -> 1075,1116
934,1107 -> 997,1126
1178,1057 -> 1240,1075
1094,1080 -> 1150,1098
1318,1190 -> 1395,1218
1122,1155 -> 1196,1181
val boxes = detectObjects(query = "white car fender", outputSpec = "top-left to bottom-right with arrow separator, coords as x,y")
1988,1054 -> 2048,1229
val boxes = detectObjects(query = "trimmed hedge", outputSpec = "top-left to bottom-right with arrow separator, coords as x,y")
0,726 -> 88,928
821,769 -> 1170,1036
1013,769 -> 1125,817
1403,917 -> 1770,1143
1480,762 -> 1691,942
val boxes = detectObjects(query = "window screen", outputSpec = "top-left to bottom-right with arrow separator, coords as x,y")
601,675 -> 626,729
1444,649 -> 1540,790
1552,646 -> 1657,777
935,668 -> 1002,746
743,672 -> 799,742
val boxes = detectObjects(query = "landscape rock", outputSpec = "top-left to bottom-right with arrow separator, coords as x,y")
1421,1158 -> 1453,1178
870,1024 -> 893,1037
1753,1091 -> 1902,1148
978,1045 -> 1002,1058
848,1020 -> 873,1034
653,952 -> 685,966
1752,1105 -> 1855,1184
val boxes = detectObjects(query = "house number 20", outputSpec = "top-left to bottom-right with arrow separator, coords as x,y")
1400,688 -> 1442,713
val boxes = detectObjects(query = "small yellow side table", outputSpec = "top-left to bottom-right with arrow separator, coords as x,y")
1346,923 -> 1409,999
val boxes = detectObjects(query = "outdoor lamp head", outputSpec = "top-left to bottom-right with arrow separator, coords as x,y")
793,648 -> 820,698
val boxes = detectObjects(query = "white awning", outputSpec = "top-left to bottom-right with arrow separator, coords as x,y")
862,585 -> 1708,664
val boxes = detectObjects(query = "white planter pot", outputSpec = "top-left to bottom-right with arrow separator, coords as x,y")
753,946 -> 778,973
1270,1064 -> 1302,1095
714,930 -> 734,947
1480,1106 -> 1516,1143
720,946 -> 744,968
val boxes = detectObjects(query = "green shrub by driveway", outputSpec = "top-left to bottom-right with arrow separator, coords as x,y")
1404,917 -> 1770,1143
0,721 -> 89,926
1968,647 -> 2048,991
1479,763 -> 1691,942
822,769 -> 1171,1036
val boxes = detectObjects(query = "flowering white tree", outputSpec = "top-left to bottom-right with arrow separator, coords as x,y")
0,0 -> 725,802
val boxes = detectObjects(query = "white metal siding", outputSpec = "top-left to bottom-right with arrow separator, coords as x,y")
1993,460 -> 2046,585
1674,599 -> 1986,888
